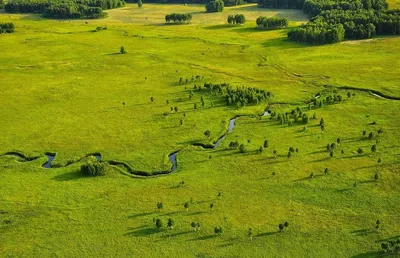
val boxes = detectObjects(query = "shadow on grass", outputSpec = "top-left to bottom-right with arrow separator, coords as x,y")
255,231 -> 278,237
351,251 -> 381,258
205,24 -> 231,30
293,174 -> 324,182
189,234 -> 217,241
52,170 -> 85,181
125,227 -> 163,237
127,212 -> 155,219
351,228 -> 376,236
185,211 -> 207,216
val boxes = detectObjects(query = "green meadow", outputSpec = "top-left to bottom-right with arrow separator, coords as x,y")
0,4 -> 399,257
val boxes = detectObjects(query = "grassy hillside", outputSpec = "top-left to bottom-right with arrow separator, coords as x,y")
0,4 -> 399,257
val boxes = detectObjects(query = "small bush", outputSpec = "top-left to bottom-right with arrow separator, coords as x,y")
80,161 -> 105,176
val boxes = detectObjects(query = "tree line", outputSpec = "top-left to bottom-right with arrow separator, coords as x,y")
257,0 -> 304,9
5,0 -> 124,19
256,16 -> 289,29
165,13 -> 192,23
0,23 -> 15,34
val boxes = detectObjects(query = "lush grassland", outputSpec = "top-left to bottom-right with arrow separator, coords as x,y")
388,0 -> 400,8
0,4 -> 399,257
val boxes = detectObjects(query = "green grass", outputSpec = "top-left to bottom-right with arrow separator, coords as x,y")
0,4 -> 399,257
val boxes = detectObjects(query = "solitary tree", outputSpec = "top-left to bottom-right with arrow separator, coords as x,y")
378,157 -> 382,164
180,119 -> 183,126
273,150 -> 277,158
284,221 -> 289,228
210,203 -> 214,211
157,201 -> 164,212
357,148 -> 364,155
204,130 -> 211,138
167,218 -> 175,230
264,140 -> 269,148
248,228 -> 253,241
214,226 -> 223,235
184,202 -> 190,212
191,222 -> 197,231
155,218 -> 163,229
376,219 -> 380,229
374,173 -> 379,181
324,168 -> 329,175
239,144 -> 246,153
120,46 -> 126,54
330,151 -> 334,158
368,132 -> 374,139
218,192 -> 222,199
371,144 -> 377,153
138,0 -> 143,8
278,224 -> 284,232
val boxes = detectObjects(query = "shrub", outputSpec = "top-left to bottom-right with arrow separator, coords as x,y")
80,161 -> 105,176
0,23 -> 15,34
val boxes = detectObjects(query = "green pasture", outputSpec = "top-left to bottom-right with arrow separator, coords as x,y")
0,4 -> 399,257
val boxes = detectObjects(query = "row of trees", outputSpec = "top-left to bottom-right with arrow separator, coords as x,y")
256,16 -> 289,29
205,0 -> 224,12
258,0 -> 305,9
5,0 -> 124,19
227,14 -> 245,25
0,23 -> 15,34
287,22 -> 345,44
43,3 -> 106,19
303,0 -> 388,17
165,13 -> 192,23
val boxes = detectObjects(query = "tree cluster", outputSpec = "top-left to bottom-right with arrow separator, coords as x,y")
223,0 -> 244,6
0,23 -> 15,34
258,0 -> 304,9
380,238 -> 400,255
256,16 -> 289,29
5,0 -> 124,19
288,22 -> 345,44
165,13 -> 192,23
288,0 -> 400,44
227,14 -> 245,25
272,107 -> 310,126
205,0 -> 224,12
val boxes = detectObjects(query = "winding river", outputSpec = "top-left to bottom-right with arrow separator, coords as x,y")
1,108 -> 270,177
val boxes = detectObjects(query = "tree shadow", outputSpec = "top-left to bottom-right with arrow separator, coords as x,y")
336,188 -> 353,193
127,212 -> 155,219
255,231 -> 278,237
125,227 -> 163,237
189,234 -> 217,241
205,24 -> 231,30
351,251 -> 381,258
351,228 -> 376,236
52,170 -> 85,181
293,174 -> 324,182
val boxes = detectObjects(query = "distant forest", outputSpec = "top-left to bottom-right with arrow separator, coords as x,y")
4,0 -> 125,18
257,0 -> 400,44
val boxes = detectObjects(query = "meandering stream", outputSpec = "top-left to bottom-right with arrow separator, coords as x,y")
1,108 -> 270,176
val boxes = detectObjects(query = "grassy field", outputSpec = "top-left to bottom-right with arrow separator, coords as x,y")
0,4 -> 399,257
